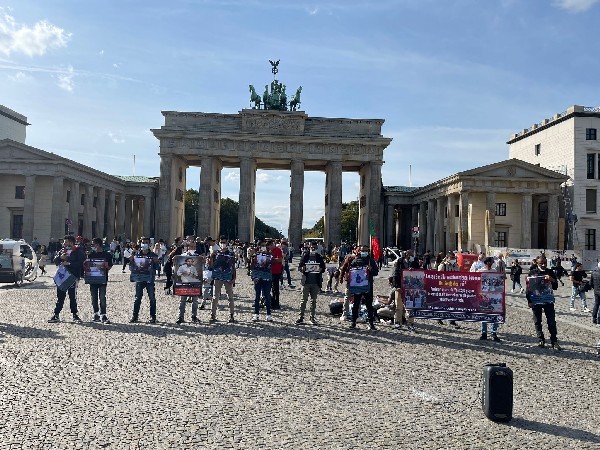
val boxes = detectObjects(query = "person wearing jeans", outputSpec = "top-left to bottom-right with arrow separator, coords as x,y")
588,262 -> 600,324
295,243 -> 325,325
527,255 -> 561,350
87,237 -> 114,324
570,262 -> 590,312
477,257 -> 501,342
129,241 -> 159,323
251,239 -> 273,322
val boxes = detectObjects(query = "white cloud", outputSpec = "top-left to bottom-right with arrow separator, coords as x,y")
113,63 -> 119,68
307,6 -> 319,15
8,70 -> 30,81
553,0 -> 598,12
224,171 -> 240,182
108,132 -> 125,144
0,8 -> 71,57
99,49 -> 104,56
256,171 -> 283,183
55,64 -> 74,91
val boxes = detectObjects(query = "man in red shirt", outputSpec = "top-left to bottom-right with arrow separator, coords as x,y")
269,240 -> 284,309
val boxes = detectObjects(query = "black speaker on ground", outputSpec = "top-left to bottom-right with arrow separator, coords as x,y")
481,363 -> 513,422
329,301 -> 344,316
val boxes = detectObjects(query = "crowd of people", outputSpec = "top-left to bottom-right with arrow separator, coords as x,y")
20,234 -> 600,356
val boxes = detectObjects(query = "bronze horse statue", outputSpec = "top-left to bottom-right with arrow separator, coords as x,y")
249,85 -> 261,109
290,86 -> 302,111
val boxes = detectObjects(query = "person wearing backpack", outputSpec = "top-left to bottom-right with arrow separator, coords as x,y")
347,244 -> 379,330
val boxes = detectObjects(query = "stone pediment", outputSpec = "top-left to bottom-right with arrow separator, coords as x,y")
458,159 -> 568,180
0,139 -> 59,162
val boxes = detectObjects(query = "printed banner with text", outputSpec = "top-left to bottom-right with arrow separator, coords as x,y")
401,270 -> 505,323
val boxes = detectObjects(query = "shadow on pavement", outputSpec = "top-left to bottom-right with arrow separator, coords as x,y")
507,418 -> 600,444
0,322 -> 64,339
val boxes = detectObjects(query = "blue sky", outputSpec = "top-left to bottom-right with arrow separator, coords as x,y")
1,0 -> 600,234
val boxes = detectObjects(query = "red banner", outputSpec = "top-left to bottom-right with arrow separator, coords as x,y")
371,236 -> 381,261
401,270 -> 505,323
173,286 -> 202,297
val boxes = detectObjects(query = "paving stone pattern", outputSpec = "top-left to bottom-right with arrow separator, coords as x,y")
0,264 -> 599,449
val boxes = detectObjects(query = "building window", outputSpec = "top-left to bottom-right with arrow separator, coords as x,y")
12,214 -> 23,239
81,194 -> 85,206
586,189 -> 597,213
586,128 -> 597,140
93,196 -> 97,207
495,203 -> 506,216
494,231 -> 507,247
455,204 -> 459,217
534,144 -> 541,156
66,190 -> 70,203
585,229 -> 596,250
588,154 -> 596,179
15,186 -> 25,199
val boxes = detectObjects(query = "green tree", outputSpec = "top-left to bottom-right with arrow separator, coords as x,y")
183,189 -> 199,236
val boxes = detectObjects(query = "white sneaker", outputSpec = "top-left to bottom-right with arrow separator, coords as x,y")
520,288 -> 525,293
510,289 -> 514,293
584,307 -> 591,313
252,314 -> 259,322
266,315 -> 273,322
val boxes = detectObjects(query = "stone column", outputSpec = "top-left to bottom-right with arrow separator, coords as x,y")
324,161 -> 343,246
83,184 -> 94,239
288,160 -> 304,247
446,195 -> 456,252
547,194 -> 559,250
459,191 -> 469,252
69,181 -> 80,236
22,175 -> 36,242
435,197 -> 445,253
521,194 -> 532,248
106,190 -> 116,240
198,156 -> 220,239
411,204 -> 419,251
485,192 -> 496,248
238,156 -> 256,243
418,202 -> 427,254
144,194 -> 153,238
117,193 -> 126,240
96,188 -> 106,239
426,199 -> 435,253
125,196 -> 133,241
157,154 -> 173,242
385,203 -> 395,248
369,162 -> 383,245
51,176 -> 65,240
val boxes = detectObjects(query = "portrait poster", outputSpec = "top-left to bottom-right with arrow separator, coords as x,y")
130,255 -> 154,283
526,276 -> 554,305
84,258 -> 107,285
173,255 -> 204,296
348,266 -> 369,294
251,252 -> 272,281
212,253 -> 235,282
402,270 -> 505,323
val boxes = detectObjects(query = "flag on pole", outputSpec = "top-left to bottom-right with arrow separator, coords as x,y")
371,235 -> 381,261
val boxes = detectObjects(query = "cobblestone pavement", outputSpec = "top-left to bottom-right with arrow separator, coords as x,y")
0,264 -> 599,449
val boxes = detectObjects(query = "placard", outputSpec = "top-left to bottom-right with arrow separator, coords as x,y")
402,270 -> 505,323
84,258 -> 107,285
130,255 -> 154,283
212,253 -> 235,282
526,276 -> 555,305
173,255 -> 204,296
348,266 -> 369,294
251,252 -> 272,280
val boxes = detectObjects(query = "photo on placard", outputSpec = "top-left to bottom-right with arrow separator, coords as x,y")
526,275 -> 554,303
212,253 -> 235,281
174,255 -> 203,284
480,273 -> 504,293
84,258 -> 107,285
402,270 -> 424,290
253,252 -> 272,271
479,293 -> 503,312
130,256 -> 154,282
405,289 -> 427,309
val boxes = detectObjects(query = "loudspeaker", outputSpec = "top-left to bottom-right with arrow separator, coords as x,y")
329,301 -> 344,316
481,363 -> 513,422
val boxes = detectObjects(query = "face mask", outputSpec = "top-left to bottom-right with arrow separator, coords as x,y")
141,244 -> 149,251
260,246 -> 267,252
409,256 -> 415,262
310,249 -> 316,254
449,259 -> 456,264
220,243 -> 227,249
360,251 -> 368,258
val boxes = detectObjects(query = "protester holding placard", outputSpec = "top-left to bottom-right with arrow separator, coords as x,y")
129,240 -> 159,324
295,242 -> 326,325
527,256 -> 561,350
210,242 -> 237,323
436,251 -> 461,329
477,257 -> 501,342
347,244 -> 379,330
569,262 -> 590,313
86,237 -> 114,324
251,239 -> 273,322
49,235 -> 86,323
175,241 -> 203,324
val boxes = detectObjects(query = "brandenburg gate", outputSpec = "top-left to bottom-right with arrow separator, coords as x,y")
151,64 -> 391,245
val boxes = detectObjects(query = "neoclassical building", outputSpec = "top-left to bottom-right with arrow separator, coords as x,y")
382,159 -> 568,253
